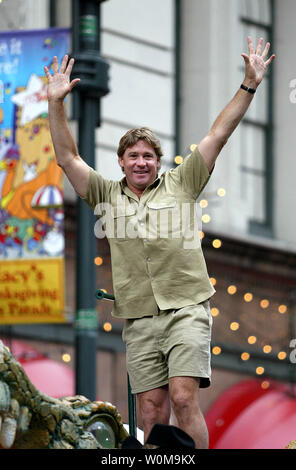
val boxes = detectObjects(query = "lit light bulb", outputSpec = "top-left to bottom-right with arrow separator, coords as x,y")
103,322 -> 112,332
230,322 -> 239,331
210,277 -> 216,286
174,155 -> 183,165
199,199 -> 208,208
217,188 -> 226,197
244,292 -> 253,302
227,285 -> 237,295
202,214 -> 211,223
212,346 -> 221,355
212,239 -> 222,249
260,299 -> 269,309
241,352 -> 250,361
62,353 -> 71,363
248,335 -> 257,344
211,307 -> 220,317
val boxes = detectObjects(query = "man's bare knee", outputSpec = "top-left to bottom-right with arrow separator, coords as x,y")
138,387 -> 170,438
169,377 -> 200,413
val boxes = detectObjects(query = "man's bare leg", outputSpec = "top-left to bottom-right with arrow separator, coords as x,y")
169,377 -> 209,449
137,385 -> 171,444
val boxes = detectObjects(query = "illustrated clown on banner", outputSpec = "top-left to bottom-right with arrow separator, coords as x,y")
0,29 -> 70,324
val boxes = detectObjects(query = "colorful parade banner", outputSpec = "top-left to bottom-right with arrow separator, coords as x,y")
0,258 -> 65,324
0,28 -> 70,323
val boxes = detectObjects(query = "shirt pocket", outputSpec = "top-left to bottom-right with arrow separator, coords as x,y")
110,203 -> 137,240
147,197 -> 179,239
146,197 -> 177,211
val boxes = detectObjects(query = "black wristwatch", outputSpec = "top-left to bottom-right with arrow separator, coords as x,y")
240,83 -> 256,94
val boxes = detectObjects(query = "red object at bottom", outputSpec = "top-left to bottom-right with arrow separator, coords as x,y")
205,378 -> 296,449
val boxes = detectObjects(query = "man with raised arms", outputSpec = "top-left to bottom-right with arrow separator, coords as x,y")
45,37 -> 274,448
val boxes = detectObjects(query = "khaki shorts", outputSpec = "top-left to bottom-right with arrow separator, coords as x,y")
122,300 -> 212,394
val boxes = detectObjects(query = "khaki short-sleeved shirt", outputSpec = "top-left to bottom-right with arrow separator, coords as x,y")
82,146 -> 215,319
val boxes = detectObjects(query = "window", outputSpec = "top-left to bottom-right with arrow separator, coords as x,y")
239,0 -> 274,237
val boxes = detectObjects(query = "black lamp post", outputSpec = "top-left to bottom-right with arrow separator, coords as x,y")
71,0 -> 110,401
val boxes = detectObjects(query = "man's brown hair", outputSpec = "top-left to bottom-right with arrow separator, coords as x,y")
117,127 -> 163,158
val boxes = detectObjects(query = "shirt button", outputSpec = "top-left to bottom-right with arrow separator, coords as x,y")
147,257 -> 151,262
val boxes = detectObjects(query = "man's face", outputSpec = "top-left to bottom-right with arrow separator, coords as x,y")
118,140 -> 161,194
